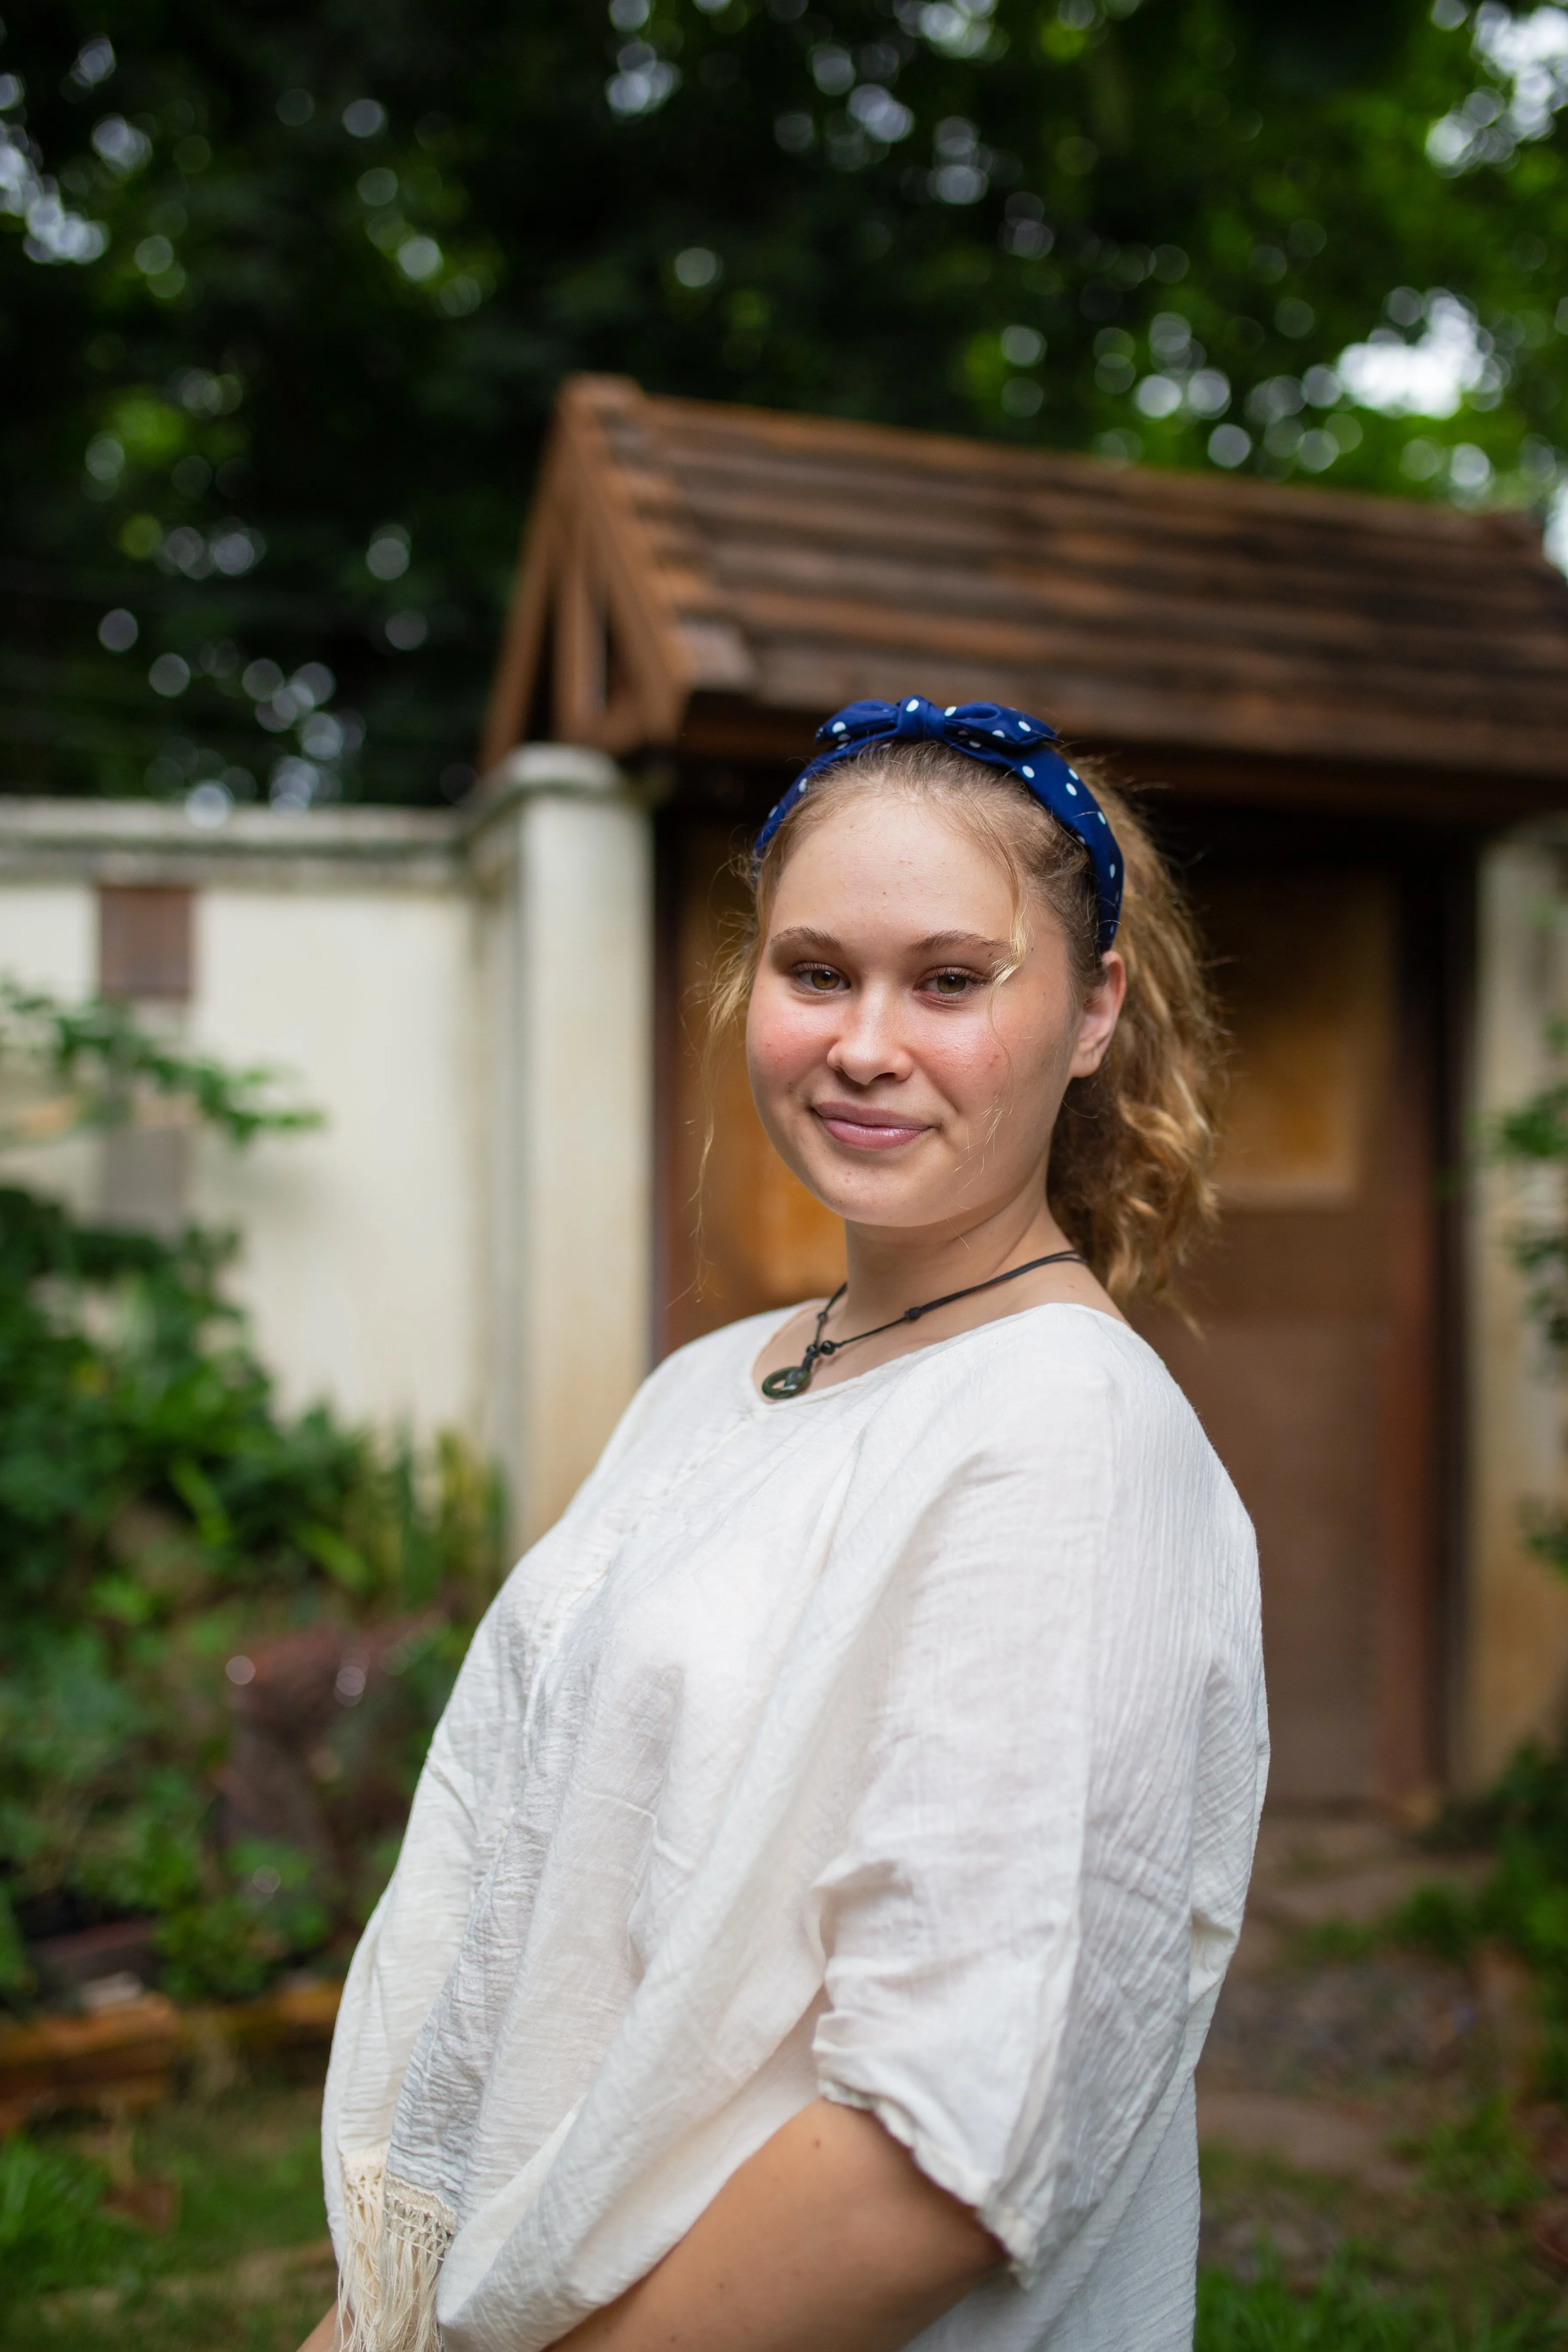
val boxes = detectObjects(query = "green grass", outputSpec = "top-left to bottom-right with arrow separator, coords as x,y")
1196,2123 -> 1568,2352
1196,2258 -> 1564,2351
0,2070 -> 331,2352
0,2135 -> 137,2297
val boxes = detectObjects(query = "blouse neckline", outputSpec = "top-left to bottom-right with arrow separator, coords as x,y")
741,1296 -> 1123,1416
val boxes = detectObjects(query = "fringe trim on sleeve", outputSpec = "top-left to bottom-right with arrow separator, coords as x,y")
337,2147 -> 458,2352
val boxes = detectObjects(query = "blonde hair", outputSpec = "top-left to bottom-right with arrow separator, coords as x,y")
707,740 -> 1224,1303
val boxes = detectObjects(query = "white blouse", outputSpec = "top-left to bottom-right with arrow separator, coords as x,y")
323,1304 -> 1267,2352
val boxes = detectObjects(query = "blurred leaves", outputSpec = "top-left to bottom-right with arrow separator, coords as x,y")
1,0 -> 1566,801
1399,1746 -> 1568,2099
0,997 -> 503,2004
1492,1015 -> 1568,1465
0,977 -> 322,1147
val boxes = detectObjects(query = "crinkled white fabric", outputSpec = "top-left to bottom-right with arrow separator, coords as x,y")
323,1304 -> 1267,2352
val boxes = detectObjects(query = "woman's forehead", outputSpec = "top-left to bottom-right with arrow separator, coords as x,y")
769,789 -> 1018,915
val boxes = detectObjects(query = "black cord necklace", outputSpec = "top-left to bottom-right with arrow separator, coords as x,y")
760,1249 -> 1086,1400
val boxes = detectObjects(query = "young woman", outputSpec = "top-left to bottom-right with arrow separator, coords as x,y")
306,696 -> 1267,2352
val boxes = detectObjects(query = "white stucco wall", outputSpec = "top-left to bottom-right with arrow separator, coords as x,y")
0,876 -> 100,1217
0,879 -> 95,995
473,759 -> 653,1540
0,812 -> 484,1448
0,781 -> 655,1550
187,885 -> 481,1436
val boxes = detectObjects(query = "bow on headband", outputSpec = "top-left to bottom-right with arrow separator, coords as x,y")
754,696 -> 1124,954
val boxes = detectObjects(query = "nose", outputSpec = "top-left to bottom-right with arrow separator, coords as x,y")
826,982 -> 915,1088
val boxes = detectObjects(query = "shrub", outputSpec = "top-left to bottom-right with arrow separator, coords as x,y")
0,987 -> 503,2004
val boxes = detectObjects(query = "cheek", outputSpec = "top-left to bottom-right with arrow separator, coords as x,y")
916,1006 -> 1014,1102
935,995 -> 1066,1127
745,983 -> 824,1093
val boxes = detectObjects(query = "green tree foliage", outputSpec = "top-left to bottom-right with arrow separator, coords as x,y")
2,0 -> 1565,803
0,998 -> 503,2004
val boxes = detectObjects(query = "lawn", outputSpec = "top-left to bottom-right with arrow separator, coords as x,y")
1197,2134 -> 1568,2350
0,2068 -> 332,2352
1197,2259 -> 1565,2349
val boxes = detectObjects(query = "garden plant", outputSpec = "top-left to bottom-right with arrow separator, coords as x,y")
0,983 -> 503,2008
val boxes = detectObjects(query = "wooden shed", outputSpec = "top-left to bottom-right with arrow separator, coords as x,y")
481,373 -> 1568,1812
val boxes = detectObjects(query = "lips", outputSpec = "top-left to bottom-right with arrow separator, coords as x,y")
812,1102 -> 930,1151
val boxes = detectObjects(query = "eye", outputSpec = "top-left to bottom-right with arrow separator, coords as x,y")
793,963 -> 846,992
924,968 -> 979,998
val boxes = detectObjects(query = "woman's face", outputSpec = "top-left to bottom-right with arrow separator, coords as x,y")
746,787 -> 1125,1240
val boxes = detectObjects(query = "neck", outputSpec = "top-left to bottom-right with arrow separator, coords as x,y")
837,1191 -> 1073,1331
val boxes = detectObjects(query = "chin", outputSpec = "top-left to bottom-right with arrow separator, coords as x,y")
800,1166 -> 925,1226
773,1119 -> 944,1226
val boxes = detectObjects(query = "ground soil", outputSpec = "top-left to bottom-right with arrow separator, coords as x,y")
1195,1812 -> 1568,2329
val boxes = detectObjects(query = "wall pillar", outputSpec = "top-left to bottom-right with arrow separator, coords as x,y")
470,745 -> 654,1553
1464,833 -> 1568,1782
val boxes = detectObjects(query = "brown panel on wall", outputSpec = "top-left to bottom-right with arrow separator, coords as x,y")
96,885 -> 195,1234
98,886 -> 194,1000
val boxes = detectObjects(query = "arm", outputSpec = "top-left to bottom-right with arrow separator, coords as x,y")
555,2098 -> 1002,2352
294,2098 -> 996,2352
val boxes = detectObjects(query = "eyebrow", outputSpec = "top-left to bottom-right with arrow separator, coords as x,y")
768,926 -> 1011,958
768,927 -> 842,956
909,931 -> 1013,957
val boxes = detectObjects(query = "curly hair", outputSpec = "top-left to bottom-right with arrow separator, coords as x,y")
706,738 -> 1224,1303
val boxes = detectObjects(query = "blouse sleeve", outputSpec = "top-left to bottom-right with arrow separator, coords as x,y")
809,1347 -> 1257,2282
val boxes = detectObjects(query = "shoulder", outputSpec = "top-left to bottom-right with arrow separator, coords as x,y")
864,1305 -> 1247,1534
891,1304 -> 1195,1442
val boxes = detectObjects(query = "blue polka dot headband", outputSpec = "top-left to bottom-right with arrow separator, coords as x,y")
754,696 -> 1124,954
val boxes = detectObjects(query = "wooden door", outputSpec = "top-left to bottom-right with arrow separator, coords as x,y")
1136,866 -> 1441,1809
656,829 -> 1443,1809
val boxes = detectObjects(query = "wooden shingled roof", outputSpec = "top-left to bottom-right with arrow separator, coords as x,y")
480,374 -> 1568,813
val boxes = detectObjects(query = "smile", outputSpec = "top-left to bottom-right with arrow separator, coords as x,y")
811,1103 -> 931,1152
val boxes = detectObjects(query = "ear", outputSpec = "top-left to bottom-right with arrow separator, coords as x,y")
1069,950 -> 1127,1078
